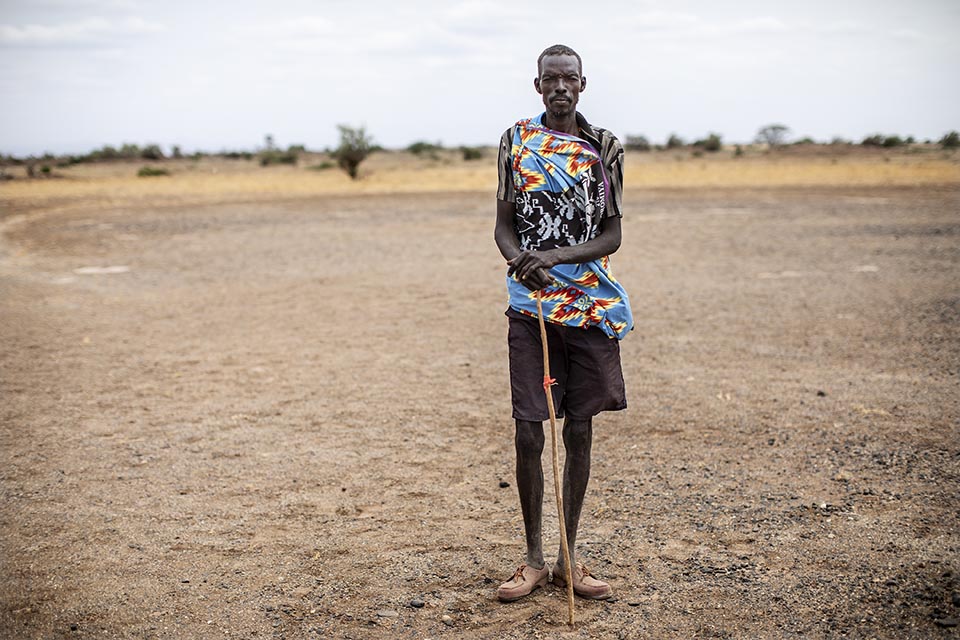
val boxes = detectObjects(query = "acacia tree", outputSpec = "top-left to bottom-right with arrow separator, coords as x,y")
333,125 -> 375,180
756,124 -> 791,147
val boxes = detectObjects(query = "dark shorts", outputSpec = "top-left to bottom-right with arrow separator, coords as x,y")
506,308 -> 627,422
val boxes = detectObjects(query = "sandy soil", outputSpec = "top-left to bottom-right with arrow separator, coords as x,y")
1,180 -> 959,639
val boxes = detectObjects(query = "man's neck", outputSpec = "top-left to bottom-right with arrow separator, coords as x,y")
543,111 -> 579,137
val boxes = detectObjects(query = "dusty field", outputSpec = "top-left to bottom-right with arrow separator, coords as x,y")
1,162 -> 959,638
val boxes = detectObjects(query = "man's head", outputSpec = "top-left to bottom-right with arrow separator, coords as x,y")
535,44 -> 585,119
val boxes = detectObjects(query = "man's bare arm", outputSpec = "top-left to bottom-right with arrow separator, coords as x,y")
495,199 -> 553,290
507,215 -> 622,284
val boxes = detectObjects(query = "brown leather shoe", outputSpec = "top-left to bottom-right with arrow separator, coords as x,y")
552,562 -> 613,600
497,563 -> 549,602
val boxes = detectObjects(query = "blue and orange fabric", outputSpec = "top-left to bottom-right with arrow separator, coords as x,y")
507,114 -> 634,340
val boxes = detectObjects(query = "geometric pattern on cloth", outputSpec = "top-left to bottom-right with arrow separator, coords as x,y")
505,114 -> 633,340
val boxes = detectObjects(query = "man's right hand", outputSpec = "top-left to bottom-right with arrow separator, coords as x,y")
518,267 -> 553,292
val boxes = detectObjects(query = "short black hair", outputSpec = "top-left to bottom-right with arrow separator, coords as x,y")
537,44 -> 582,76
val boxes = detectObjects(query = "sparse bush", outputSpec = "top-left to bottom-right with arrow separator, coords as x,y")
137,166 -> 169,177
172,145 -> 183,159
734,145 -> 743,157
460,146 -> 483,161
830,137 -> 851,145
222,151 -> 254,160
666,133 -> 685,149
141,144 -> 165,160
259,150 -> 298,166
119,143 -> 141,158
882,135 -> 905,148
308,161 -> 335,171
861,134 -> 885,147
693,133 -> 722,152
793,137 -> 816,145
288,144 -> 306,153
41,165 -> 51,174
940,131 -> 960,149
408,141 -> 443,157
625,135 -> 651,151
333,124 -> 375,180
756,124 -> 790,147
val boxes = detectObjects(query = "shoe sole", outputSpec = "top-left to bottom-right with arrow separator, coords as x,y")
497,580 -> 548,603
551,579 -> 613,600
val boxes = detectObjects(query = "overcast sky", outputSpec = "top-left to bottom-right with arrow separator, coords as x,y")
1,0 -> 958,156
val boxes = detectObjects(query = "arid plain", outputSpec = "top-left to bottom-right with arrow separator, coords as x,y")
2,149 -> 959,639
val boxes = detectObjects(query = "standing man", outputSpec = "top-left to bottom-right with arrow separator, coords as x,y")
494,44 -> 633,602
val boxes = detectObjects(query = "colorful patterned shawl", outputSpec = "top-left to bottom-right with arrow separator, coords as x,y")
507,114 -> 634,340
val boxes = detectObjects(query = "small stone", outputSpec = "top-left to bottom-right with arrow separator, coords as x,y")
375,609 -> 399,618
627,601 -> 642,607
499,481 -> 510,488
934,618 -> 959,628
952,592 -> 960,607
409,598 -> 425,608
70,624 -> 78,632
817,390 -> 827,397
441,614 -> 454,626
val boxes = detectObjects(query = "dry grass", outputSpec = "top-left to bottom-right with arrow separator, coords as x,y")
2,150 -> 958,218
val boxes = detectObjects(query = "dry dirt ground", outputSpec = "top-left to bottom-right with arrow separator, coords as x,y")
1,182 -> 959,639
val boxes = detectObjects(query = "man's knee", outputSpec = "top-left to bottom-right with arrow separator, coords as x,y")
515,420 -> 545,455
562,417 -> 592,453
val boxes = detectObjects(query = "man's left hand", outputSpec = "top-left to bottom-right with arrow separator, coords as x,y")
507,250 -> 557,283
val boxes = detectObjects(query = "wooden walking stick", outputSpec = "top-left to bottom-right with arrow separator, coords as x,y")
535,290 -> 576,626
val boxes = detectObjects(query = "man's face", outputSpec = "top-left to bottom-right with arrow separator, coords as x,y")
535,54 -> 585,118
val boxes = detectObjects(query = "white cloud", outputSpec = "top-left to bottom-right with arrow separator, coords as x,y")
0,16 -> 164,47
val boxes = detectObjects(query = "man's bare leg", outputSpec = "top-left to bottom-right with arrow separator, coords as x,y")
555,417 -> 592,569
515,419 -> 545,569
552,416 -> 611,598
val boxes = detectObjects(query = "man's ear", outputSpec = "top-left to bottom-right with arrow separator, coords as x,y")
534,77 -> 542,94
580,76 -> 587,91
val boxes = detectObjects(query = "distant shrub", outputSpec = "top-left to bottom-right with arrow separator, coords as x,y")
882,135 -> 905,148
905,136 -> 915,144
172,145 -> 183,159
41,165 -> 51,174
734,145 -> 743,157
141,144 -> 165,160
940,131 -> 960,149
259,150 -> 298,166
666,133 -> 685,149
222,151 -> 254,160
137,166 -> 169,177
793,137 -> 816,145
408,141 -> 443,156
693,133 -> 722,152
625,135 -> 651,151
119,143 -> 141,158
308,161 -> 335,171
756,124 -> 790,147
692,150 -> 703,158
333,124 -> 375,180
830,137 -> 851,145
861,134 -> 885,147
460,146 -> 483,161
287,144 -> 306,153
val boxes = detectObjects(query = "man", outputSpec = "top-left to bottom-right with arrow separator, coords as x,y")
494,44 -> 633,602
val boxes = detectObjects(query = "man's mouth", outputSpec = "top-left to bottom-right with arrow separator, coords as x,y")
552,97 -> 570,104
